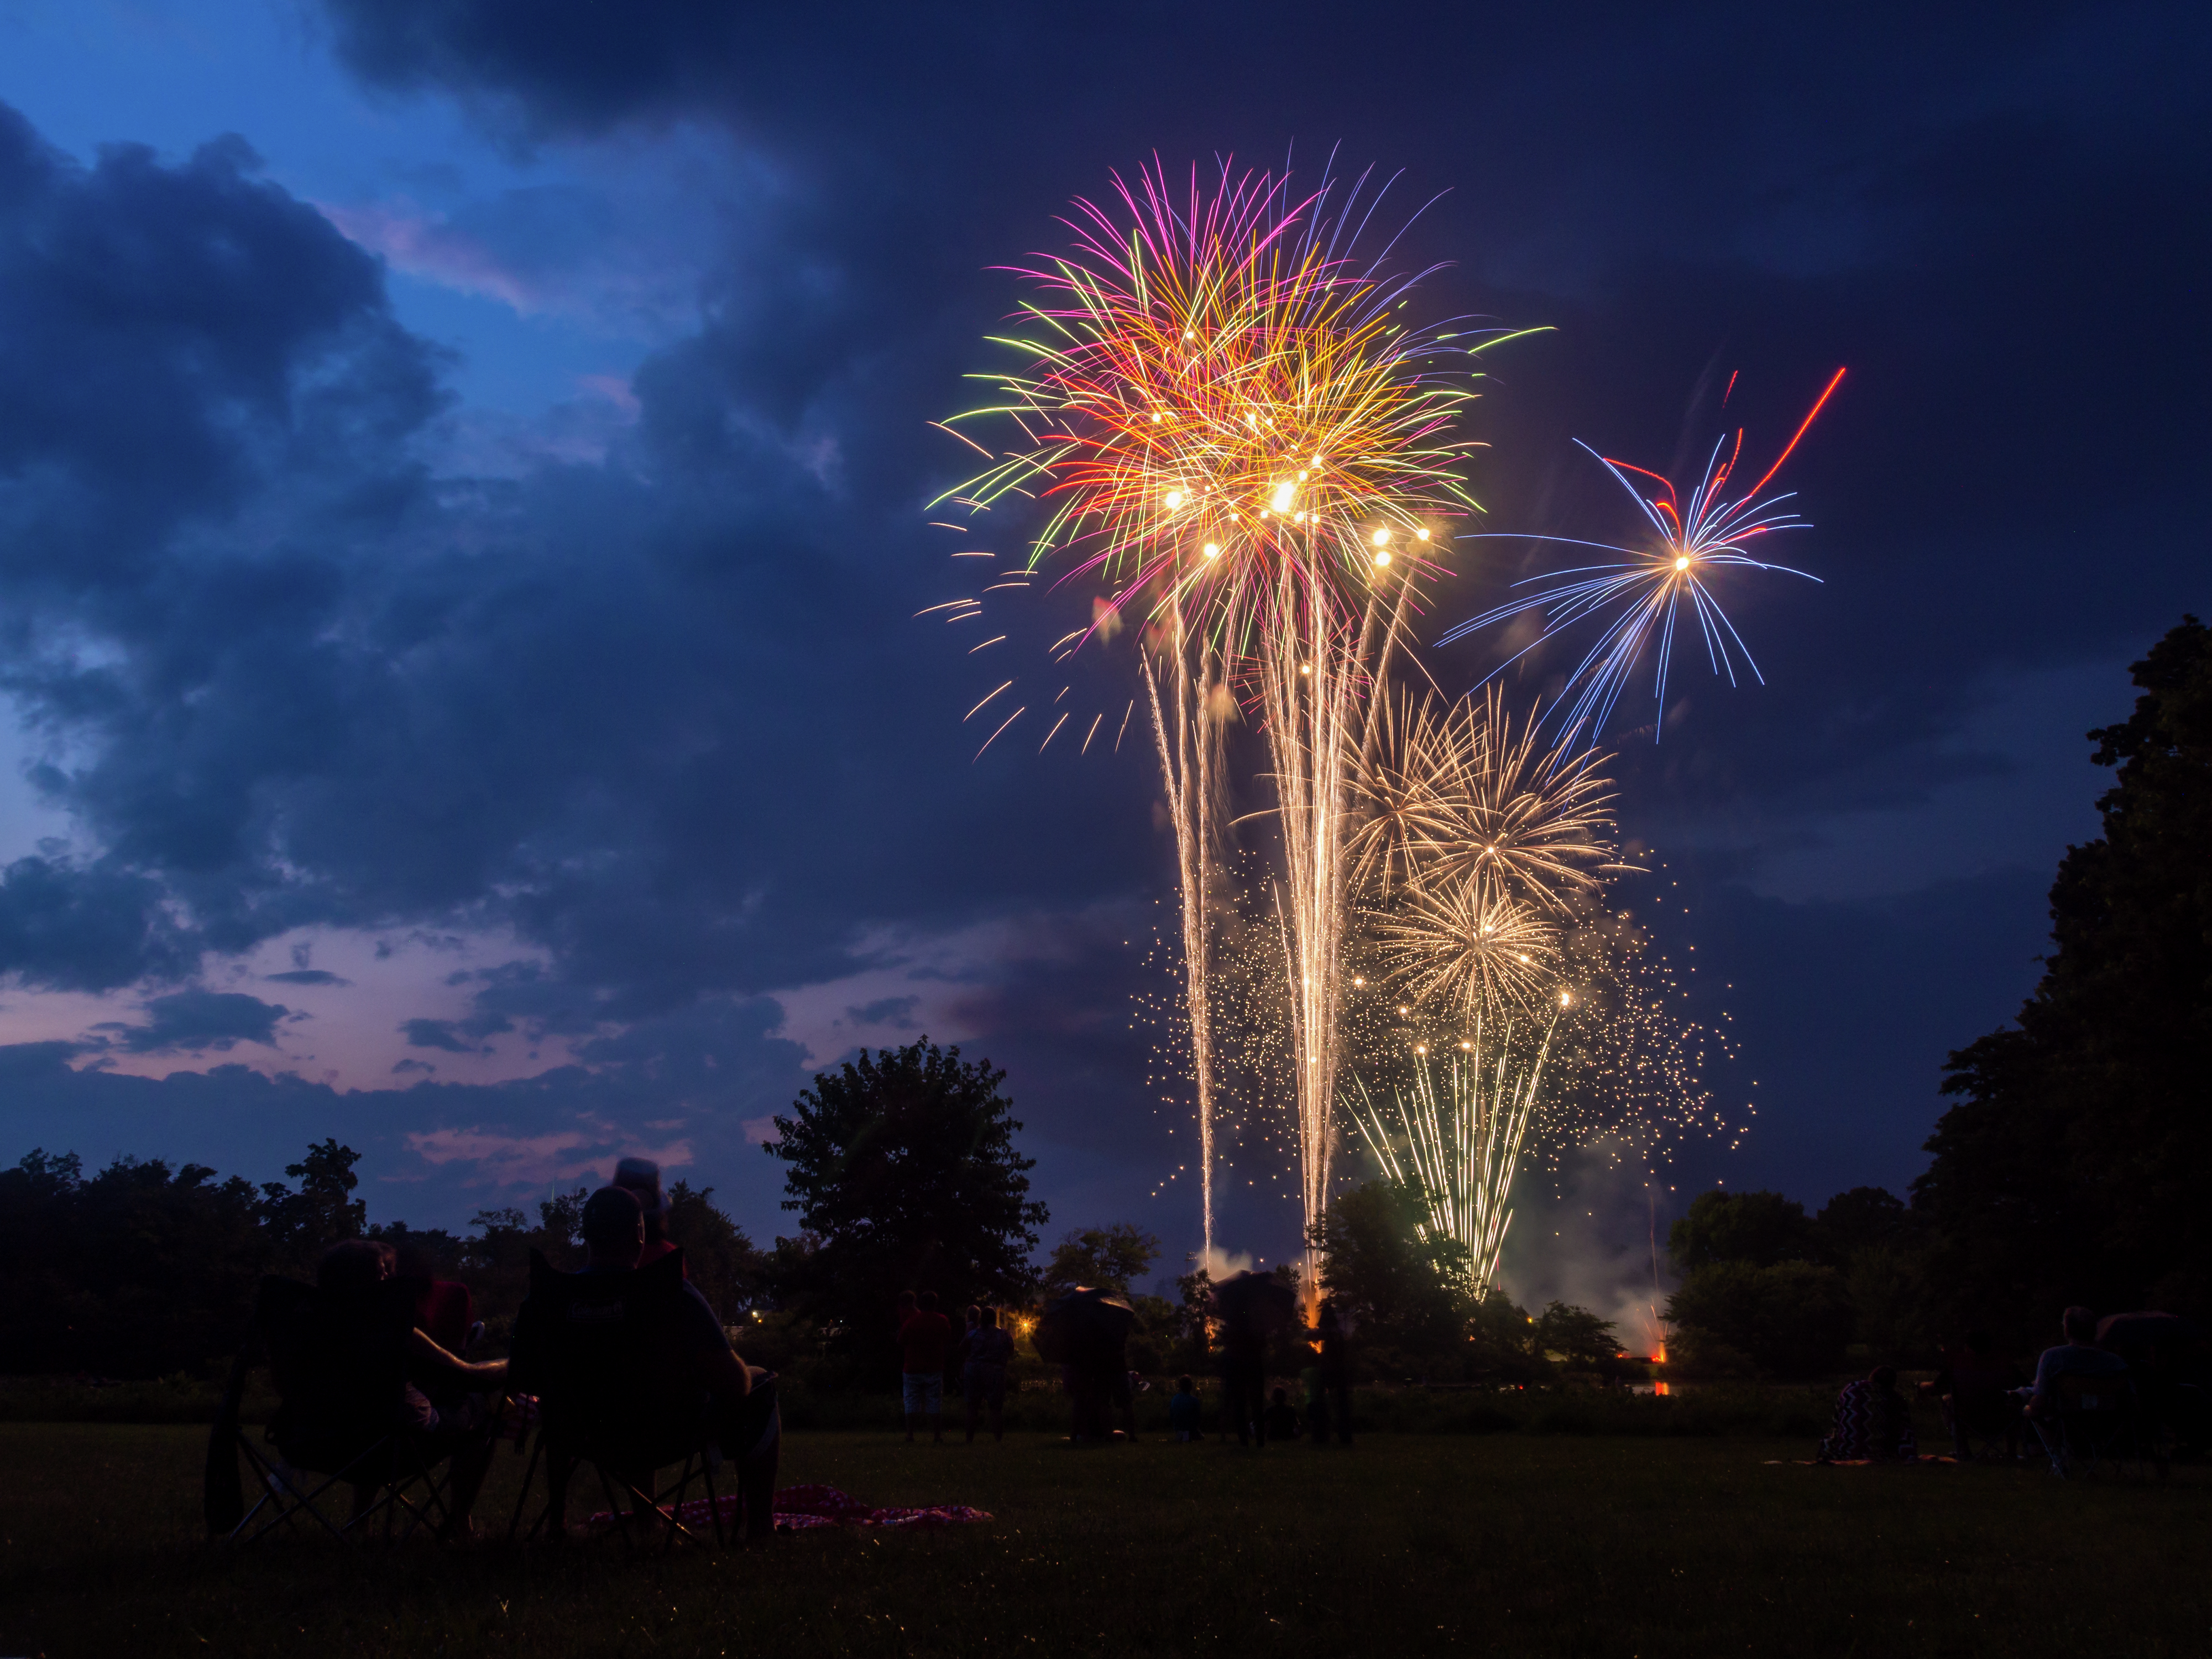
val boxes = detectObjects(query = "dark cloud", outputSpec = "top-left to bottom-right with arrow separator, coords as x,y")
0,1 -> 2204,1244
0,855 -> 198,990
264,968 -> 350,986
111,989 -> 292,1055
400,1018 -> 479,1053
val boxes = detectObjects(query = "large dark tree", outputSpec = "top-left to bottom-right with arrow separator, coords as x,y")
765,1038 -> 1046,1370
1310,1179 -> 1475,1358
1666,1189 -> 1816,1271
1917,618 -> 2211,1335
1041,1222 -> 1160,1298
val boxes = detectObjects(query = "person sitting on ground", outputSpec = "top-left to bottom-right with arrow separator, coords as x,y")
898,1290 -> 953,1444
611,1156 -> 684,1275
961,1305 -> 1015,1444
1167,1374 -> 1203,1443
1261,1385 -> 1301,1444
1920,1330 -> 2025,1459
571,1185 -> 779,1541
316,1239 -> 509,1533
1816,1365 -> 1918,1462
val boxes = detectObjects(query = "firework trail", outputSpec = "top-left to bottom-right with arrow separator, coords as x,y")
1337,688 -> 1729,1300
1438,369 -> 1843,741
1345,1019 -> 1555,1296
1350,684 -> 1619,1018
939,158 -> 1518,1272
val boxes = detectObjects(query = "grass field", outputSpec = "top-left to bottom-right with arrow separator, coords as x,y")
2,1422 -> 2205,1657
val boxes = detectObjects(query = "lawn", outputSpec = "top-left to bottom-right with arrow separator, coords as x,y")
1,1422 -> 2205,1657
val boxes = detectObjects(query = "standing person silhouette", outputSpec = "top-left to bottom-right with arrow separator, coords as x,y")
961,1306 -> 1015,1443
898,1291 -> 953,1444
1220,1318 -> 1266,1446
1316,1300 -> 1353,1446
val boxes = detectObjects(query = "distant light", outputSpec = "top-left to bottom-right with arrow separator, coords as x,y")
1300,663 -> 1312,676
1374,550 -> 1392,566
1371,528 -> 1391,546
1675,555 -> 1690,572
1165,491 -> 1184,509
1202,542 -> 1221,559
1416,528 -> 1430,542
1560,991 -> 1573,1007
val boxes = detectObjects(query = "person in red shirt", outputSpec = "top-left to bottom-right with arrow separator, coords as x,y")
897,1290 -> 953,1443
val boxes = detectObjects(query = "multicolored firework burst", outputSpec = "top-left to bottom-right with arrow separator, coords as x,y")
937,160 -> 1800,1304
939,161 -> 1506,662
1439,369 -> 1844,741
937,159 -> 1528,1273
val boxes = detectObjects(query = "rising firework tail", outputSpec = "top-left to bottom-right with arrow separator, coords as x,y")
938,157 -> 1526,1276
1343,1019 -> 1554,1297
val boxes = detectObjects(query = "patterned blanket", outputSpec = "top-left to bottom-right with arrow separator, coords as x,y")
587,1482 -> 992,1533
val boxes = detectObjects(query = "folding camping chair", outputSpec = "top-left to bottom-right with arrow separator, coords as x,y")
505,1247 -> 730,1552
2038,1371 -> 2142,1477
203,1275 -> 491,1545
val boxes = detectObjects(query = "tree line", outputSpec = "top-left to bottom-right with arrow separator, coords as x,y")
9,619 -> 2201,1385
1664,618 -> 2211,1373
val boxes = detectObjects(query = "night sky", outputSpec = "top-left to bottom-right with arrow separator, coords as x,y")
0,2 -> 2203,1313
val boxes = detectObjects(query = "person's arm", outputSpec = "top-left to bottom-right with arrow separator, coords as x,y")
2026,1348 -> 2058,1415
407,1327 -> 508,1384
681,1284 -> 755,1395
704,1343 -> 753,1397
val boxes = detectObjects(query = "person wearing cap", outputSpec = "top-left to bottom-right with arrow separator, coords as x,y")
611,1156 -> 685,1274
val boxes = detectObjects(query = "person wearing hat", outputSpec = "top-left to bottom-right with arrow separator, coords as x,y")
613,1157 -> 685,1275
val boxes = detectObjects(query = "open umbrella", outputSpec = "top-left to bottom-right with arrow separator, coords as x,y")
2097,1311 -> 2204,1373
1211,1270 -> 1296,1340
1034,1286 -> 1136,1369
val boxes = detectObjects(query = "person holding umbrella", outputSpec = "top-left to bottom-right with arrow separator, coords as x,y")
1212,1270 -> 1294,1447
1035,1285 -> 1138,1443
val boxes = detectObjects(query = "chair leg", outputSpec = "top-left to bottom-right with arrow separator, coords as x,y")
508,1432 -> 546,1542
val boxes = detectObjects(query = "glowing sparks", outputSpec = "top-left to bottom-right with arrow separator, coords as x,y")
938,158 -> 1512,1272
938,159 -> 1504,679
1440,370 -> 1843,741
1345,1023 -> 1555,1297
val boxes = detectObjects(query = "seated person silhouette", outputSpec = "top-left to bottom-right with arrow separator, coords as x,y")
1817,1365 -> 1917,1461
611,1156 -> 686,1274
2026,1305 -> 2132,1469
315,1239 -> 508,1533
540,1185 -> 779,1542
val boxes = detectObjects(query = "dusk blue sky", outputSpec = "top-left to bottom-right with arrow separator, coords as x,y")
0,1 -> 2203,1313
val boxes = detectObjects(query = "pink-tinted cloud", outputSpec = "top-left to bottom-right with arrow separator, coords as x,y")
318,200 -> 546,313
405,1123 -> 693,1188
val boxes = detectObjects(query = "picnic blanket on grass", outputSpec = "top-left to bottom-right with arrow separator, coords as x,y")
1764,1456 -> 1957,1465
587,1482 -> 992,1533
